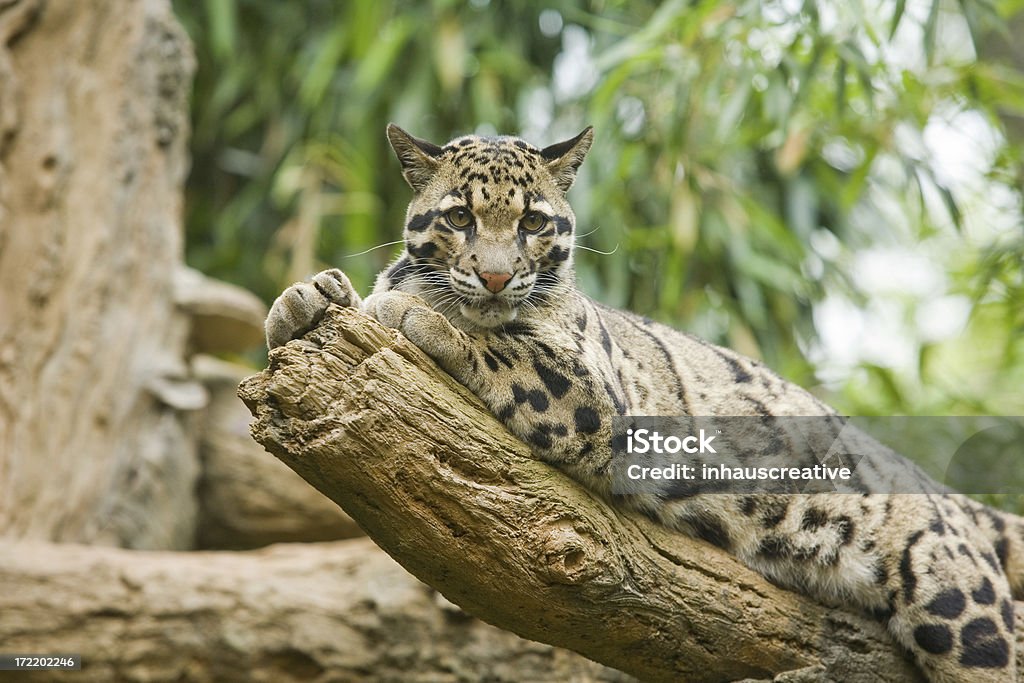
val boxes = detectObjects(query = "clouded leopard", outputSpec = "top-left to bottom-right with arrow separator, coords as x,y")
265,124 -> 1023,682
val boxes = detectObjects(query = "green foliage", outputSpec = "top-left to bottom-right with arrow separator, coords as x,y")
173,0 -> 1024,423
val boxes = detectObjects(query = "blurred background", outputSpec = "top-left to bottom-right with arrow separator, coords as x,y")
172,0 -> 1024,422
1,2 -> 1022,676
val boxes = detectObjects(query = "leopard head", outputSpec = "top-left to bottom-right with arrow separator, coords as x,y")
386,124 -> 592,328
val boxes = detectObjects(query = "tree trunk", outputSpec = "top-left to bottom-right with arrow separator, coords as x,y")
0,0 -> 199,549
0,538 -> 629,682
240,305 -> 1024,683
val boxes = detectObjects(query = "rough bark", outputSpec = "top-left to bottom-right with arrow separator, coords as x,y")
0,538 -> 629,682
240,305 -> 1024,683
0,0 -> 199,549
193,355 -> 363,549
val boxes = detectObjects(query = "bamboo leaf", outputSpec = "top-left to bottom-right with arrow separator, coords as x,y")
923,0 -> 940,64
889,0 -> 907,39
206,0 -> 237,60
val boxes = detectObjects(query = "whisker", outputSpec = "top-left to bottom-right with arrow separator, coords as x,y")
341,240 -> 407,258
575,244 -> 619,256
389,258 -> 448,271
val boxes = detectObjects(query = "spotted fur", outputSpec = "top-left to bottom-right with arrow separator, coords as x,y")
265,124 -> 1023,682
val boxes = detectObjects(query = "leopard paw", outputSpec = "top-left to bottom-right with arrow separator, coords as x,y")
363,291 -> 466,368
265,269 -> 360,349
362,290 -> 429,331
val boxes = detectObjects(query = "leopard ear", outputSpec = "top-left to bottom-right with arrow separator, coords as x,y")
540,126 -> 593,192
387,123 -> 443,192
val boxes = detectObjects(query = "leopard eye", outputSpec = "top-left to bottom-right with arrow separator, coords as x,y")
520,211 -> 548,233
444,207 -> 474,229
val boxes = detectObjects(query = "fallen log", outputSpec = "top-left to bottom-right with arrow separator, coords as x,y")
0,538 -> 625,682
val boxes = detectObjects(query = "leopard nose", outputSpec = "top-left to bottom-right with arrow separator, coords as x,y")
477,270 -> 513,293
